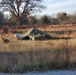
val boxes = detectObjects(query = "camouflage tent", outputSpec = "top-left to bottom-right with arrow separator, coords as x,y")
18,27 -> 51,41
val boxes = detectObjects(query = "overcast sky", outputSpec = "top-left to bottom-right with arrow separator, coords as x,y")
36,0 -> 76,16
1,0 -> 76,17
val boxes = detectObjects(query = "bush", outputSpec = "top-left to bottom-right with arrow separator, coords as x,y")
3,27 -> 9,34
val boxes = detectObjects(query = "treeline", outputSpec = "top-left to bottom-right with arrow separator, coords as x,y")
0,12 -> 76,26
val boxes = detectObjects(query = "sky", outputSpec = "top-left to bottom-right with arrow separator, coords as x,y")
0,0 -> 76,17
36,0 -> 76,16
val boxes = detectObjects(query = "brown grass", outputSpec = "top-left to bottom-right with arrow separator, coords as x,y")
0,25 -> 76,73
0,39 -> 76,73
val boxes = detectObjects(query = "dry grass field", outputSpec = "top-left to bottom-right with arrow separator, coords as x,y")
0,24 -> 76,73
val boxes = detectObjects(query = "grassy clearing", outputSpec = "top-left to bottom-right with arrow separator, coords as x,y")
0,39 -> 76,73
0,25 -> 76,73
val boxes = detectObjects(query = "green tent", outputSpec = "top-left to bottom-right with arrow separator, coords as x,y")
18,27 -> 51,40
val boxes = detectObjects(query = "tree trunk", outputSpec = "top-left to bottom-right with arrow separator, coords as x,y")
16,17 -> 22,25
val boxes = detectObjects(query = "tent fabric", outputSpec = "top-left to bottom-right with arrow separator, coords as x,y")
18,27 -> 51,40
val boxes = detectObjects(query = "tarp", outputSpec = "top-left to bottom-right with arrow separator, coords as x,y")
18,27 -> 51,40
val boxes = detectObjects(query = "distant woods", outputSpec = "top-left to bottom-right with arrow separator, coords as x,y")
0,0 -> 76,26
0,12 -> 76,26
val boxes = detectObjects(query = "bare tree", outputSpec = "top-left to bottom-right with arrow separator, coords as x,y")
0,0 -> 44,25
